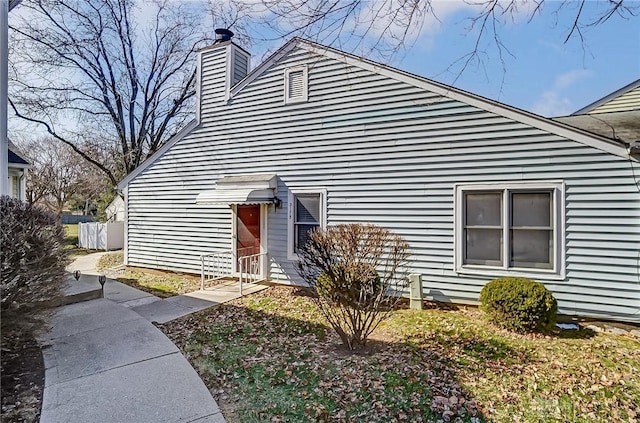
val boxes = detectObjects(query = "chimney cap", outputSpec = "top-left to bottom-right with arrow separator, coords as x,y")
215,28 -> 234,42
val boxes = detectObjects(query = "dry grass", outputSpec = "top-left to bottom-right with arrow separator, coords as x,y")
160,286 -> 640,423
93,252 -> 202,298
95,251 -> 124,270
116,269 -> 202,298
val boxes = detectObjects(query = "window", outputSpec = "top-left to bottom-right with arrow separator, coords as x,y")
284,66 -> 308,104
11,175 -> 19,199
455,183 -> 564,277
288,190 -> 326,259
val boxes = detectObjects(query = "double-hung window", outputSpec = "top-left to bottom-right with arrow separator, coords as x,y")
288,190 -> 326,259
455,182 -> 564,277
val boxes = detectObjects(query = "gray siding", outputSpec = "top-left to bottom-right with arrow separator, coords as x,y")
126,44 -> 640,322
232,51 -> 249,86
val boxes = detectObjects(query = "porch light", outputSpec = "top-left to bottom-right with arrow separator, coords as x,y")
272,196 -> 282,209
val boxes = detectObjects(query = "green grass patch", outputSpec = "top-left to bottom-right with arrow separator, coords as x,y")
162,287 -> 640,423
62,224 -> 96,258
62,224 -> 78,247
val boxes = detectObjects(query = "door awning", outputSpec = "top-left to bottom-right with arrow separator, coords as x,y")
196,174 -> 278,205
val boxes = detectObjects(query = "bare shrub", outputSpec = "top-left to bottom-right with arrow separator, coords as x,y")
1,196 -> 69,333
296,223 -> 410,349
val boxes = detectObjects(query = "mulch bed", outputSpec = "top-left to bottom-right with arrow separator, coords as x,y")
1,330 -> 44,423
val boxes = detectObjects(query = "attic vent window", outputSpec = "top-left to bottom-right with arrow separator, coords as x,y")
285,66 -> 308,104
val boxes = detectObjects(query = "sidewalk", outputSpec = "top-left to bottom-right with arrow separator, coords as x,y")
64,251 -> 267,323
39,299 -> 224,423
39,252 -> 267,423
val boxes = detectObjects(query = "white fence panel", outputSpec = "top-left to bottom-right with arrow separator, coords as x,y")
78,222 -> 124,250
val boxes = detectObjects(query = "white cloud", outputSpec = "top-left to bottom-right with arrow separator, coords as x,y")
531,69 -> 593,117
554,69 -> 592,89
531,91 -> 573,117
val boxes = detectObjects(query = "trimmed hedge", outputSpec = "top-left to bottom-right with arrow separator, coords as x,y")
479,277 -> 557,333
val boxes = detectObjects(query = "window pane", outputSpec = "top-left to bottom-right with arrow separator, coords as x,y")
511,229 -> 552,267
11,176 -> 19,198
465,193 -> 501,226
512,192 -> 551,227
295,224 -> 318,252
465,228 -> 502,264
296,195 -> 320,223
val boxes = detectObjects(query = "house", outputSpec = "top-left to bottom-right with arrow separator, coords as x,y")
7,141 -> 28,201
105,195 -> 125,222
553,79 -> 640,154
117,32 -> 640,323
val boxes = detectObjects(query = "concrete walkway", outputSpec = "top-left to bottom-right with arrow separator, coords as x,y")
39,252 -> 267,423
66,251 -> 109,276
39,299 -> 224,423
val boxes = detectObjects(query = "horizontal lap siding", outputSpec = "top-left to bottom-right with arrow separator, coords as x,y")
126,46 -> 640,322
589,86 -> 640,114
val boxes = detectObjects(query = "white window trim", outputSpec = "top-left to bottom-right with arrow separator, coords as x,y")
284,65 -> 308,104
454,181 -> 566,280
287,188 -> 327,260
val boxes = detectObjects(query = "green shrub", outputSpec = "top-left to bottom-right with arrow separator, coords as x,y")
1,196 -> 69,332
479,277 -> 557,333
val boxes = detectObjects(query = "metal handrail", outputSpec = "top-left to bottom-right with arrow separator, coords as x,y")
200,250 -> 235,290
237,252 -> 267,295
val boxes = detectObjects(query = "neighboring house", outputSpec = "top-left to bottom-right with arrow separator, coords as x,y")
554,79 -> 640,154
7,142 -> 28,201
118,34 -> 640,323
105,195 -> 125,222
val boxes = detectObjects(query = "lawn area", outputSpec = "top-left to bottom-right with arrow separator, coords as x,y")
161,286 -> 640,423
116,269 -> 201,298
95,251 -> 203,298
62,223 -> 78,246
62,224 -> 94,258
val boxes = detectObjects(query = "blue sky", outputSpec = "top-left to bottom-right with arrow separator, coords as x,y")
9,0 -> 640,129
244,0 -> 640,117
390,1 -> 640,117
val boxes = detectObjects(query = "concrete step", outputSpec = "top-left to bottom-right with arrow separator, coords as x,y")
57,275 -> 103,306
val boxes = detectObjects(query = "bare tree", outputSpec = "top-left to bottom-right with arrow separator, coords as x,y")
14,137 -> 108,215
296,223 -> 410,350
9,0 -> 249,186
8,0 -> 636,186
261,0 -> 639,76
